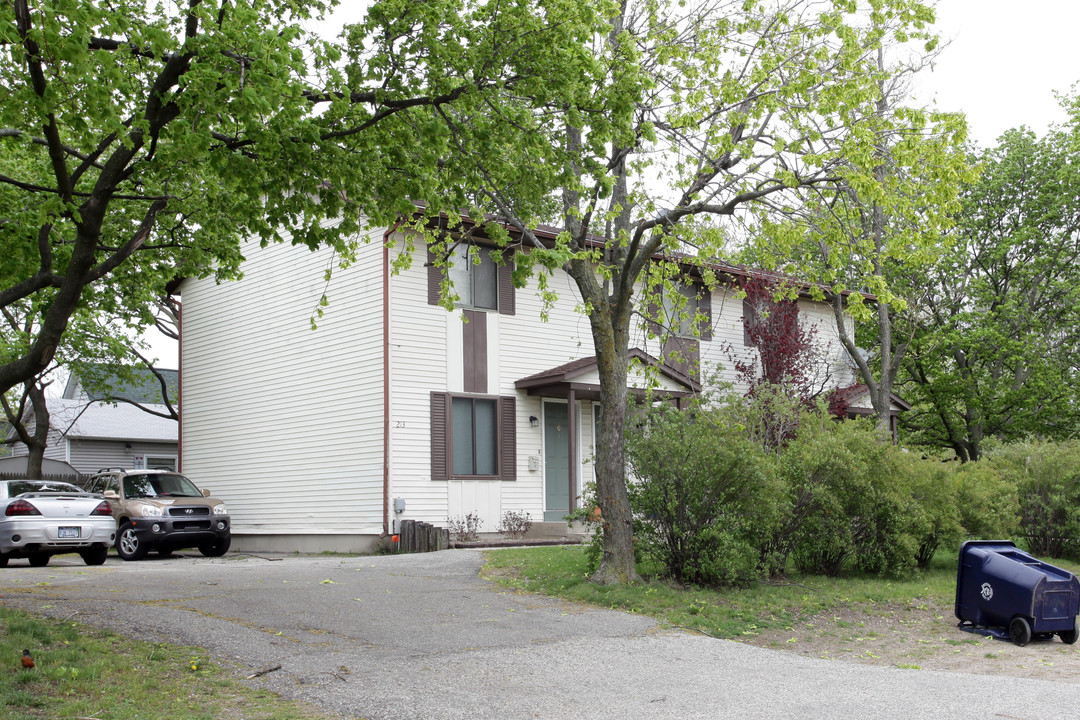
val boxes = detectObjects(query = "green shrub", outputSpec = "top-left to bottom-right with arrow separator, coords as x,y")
625,403 -> 781,586
904,460 -> 964,569
776,417 -> 924,577
952,461 -> 1018,540
985,441 -> 1080,557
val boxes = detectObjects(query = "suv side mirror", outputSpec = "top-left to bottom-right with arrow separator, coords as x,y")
104,490 -> 119,499
201,489 -> 210,497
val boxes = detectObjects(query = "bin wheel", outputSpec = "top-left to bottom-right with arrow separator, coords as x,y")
1060,619 -> 1079,645
1009,616 -> 1032,647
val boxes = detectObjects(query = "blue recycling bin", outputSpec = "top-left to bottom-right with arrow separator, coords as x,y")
955,540 -> 1080,646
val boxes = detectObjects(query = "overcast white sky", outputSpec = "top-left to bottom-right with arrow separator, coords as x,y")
141,0 -> 1077,369
913,0 -> 1079,147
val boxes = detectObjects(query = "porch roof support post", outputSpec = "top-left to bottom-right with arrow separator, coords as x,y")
568,388 -> 577,513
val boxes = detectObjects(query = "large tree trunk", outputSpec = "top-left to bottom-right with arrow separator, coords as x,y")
19,382 -> 50,479
566,255 -> 642,585
589,324 -> 640,584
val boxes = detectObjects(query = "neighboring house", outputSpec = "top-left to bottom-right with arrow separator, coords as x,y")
7,367 -> 179,474
62,364 -> 178,408
178,221 -> 865,553
830,383 -> 912,440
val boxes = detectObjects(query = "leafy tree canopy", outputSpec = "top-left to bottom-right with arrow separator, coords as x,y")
410,0 -> 959,583
0,0 -> 610,393
901,105 -> 1080,461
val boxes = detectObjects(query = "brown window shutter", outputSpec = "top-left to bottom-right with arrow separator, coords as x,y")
663,337 -> 701,381
742,297 -> 755,347
500,395 -> 516,481
462,310 -> 488,393
498,250 -> 515,316
698,287 -> 712,341
645,281 -> 662,337
430,392 -> 449,481
427,247 -> 444,306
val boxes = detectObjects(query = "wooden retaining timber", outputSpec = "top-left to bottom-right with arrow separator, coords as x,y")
397,519 -> 449,554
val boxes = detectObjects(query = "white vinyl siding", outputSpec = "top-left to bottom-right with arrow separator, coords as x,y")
180,228 -> 386,536
387,234 -> 452,526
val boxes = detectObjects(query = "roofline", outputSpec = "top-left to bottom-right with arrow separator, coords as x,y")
416,210 -> 872,303
62,434 -> 178,443
515,348 -> 701,395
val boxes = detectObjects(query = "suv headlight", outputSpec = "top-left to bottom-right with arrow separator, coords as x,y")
213,504 -> 228,516
141,505 -> 163,517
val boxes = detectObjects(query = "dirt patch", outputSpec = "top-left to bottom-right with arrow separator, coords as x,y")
737,597 -> 1080,683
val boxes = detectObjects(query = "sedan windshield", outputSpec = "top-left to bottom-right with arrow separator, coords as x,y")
122,473 -> 203,499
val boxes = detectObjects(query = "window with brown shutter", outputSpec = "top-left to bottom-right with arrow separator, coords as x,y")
429,392 -> 517,481
427,243 -> 515,315
652,280 -> 712,340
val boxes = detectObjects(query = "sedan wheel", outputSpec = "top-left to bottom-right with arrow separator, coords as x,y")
0,554 -> 8,568
80,545 -> 108,566
116,522 -> 149,561
28,553 -> 50,567
198,535 -> 231,557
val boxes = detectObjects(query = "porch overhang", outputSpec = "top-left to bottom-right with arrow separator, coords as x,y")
514,348 -> 699,400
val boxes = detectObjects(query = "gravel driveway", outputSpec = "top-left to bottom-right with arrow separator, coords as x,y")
1,550 -> 1077,719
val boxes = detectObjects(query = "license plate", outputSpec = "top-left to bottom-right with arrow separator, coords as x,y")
58,527 -> 80,539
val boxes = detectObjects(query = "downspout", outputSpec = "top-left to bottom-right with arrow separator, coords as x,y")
177,300 -> 183,474
382,223 -> 401,537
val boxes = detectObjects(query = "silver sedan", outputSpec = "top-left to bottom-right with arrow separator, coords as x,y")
0,479 -> 117,567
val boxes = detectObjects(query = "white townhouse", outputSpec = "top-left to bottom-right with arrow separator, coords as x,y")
177,219 -> 892,553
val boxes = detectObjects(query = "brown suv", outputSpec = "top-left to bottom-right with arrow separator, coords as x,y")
83,470 -> 230,560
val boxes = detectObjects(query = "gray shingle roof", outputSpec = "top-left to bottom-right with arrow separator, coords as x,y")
63,365 -> 178,406
47,398 -> 177,442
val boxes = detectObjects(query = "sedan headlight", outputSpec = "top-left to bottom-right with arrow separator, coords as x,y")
213,504 -> 228,516
141,505 -> 163,517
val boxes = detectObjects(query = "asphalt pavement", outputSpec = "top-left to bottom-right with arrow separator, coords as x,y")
1,549 -> 1077,719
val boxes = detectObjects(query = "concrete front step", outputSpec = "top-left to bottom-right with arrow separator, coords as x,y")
525,520 -> 590,540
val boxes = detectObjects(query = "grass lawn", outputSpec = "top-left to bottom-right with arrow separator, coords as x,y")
0,606 -> 345,720
482,545 -> 1080,640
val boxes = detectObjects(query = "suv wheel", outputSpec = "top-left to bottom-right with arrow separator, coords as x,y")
198,535 -> 231,557
117,522 -> 149,561
80,545 -> 108,566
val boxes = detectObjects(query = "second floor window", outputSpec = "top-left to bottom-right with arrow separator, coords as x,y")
662,283 -> 702,338
448,244 -> 498,311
